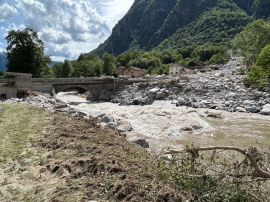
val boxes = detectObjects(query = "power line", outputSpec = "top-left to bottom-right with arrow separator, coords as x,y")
0,0 -> 14,27
0,0 -> 12,21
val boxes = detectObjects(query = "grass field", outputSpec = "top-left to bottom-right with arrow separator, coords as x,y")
0,104 -> 52,163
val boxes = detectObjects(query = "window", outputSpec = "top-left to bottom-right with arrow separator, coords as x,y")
176,72 -> 178,74
171,72 -> 173,74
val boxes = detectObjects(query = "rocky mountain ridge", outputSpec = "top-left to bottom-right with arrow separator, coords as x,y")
92,0 -> 270,56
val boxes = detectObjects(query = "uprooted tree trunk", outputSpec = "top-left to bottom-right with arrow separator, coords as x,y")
162,146 -> 270,179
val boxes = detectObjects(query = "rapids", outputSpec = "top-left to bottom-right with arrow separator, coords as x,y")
56,92 -> 270,153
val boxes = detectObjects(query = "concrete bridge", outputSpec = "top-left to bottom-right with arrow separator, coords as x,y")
1,73 -> 152,101
32,77 -> 117,101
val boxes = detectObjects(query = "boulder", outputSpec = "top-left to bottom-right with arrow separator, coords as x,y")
177,97 -> 186,105
245,106 -> 260,113
156,92 -> 164,99
89,112 -> 105,119
148,88 -> 160,99
117,123 -> 133,132
235,107 -> 246,113
130,137 -> 150,148
100,115 -> 114,123
252,90 -> 263,98
260,104 -> 270,115
0,107 -> 3,111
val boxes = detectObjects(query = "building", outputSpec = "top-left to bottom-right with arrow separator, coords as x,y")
123,66 -> 144,78
169,64 -> 187,77
115,66 -> 144,78
114,66 -> 126,76
0,72 -> 32,99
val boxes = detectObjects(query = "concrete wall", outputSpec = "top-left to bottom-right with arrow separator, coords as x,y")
0,87 -> 17,99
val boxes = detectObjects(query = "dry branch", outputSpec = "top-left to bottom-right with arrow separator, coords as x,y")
161,146 -> 270,179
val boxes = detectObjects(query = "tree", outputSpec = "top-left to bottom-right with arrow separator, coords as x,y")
52,62 -> 64,78
61,59 -> 73,78
102,53 -> 116,76
232,20 -> 270,65
243,44 -> 270,86
208,53 -> 228,64
5,27 -> 51,77
73,60 -> 103,77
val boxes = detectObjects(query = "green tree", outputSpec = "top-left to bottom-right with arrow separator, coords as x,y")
5,27 -> 51,77
208,53 -> 228,64
0,70 -> 5,78
52,62 -> 64,78
102,53 -> 116,75
232,19 -> 270,65
73,60 -> 103,77
61,59 -> 73,78
244,44 -> 270,86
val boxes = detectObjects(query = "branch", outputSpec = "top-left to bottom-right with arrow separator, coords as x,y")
161,146 -> 270,179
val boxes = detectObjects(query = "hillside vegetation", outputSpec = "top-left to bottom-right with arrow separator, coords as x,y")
92,0 -> 270,56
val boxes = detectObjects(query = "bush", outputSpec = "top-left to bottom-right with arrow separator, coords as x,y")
243,45 -> 270,86
208,53 -> 228,64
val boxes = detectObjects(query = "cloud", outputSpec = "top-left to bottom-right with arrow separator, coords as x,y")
14,0 -> 111,60
0,0 -> 134,60
0,3 -> 18,21
99,0 -> 134,29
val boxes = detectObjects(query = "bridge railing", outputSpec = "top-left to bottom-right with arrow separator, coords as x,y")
32,77 -> 115,83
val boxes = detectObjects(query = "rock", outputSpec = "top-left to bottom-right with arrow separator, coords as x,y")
245,106 -> 260,113
215,72 -> 225,77
89,112 -> 105,119
235,107 -> 246,113
99,122 -> 108,128
260,104 -> 270,115
54,104 -> 68,109
176,83 -> 186,88
201,100 -> 211,106
117,123 -> 133,132
100,115 -> 114,123
0,107 -> 3,111
252,90 -> 263,98
129,137 -> 149,148
225,93 -> 236,100
156,92 -> 164,99
148,88 -> 160,99
206,111 -> 222,118
131,98 -> 140,105
119,100 -> 130,106
68,108 -> 77,114
177,97 -> 186,105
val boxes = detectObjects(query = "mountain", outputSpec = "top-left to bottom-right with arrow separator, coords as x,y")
0,52 -> 7,71
92,0 -> 270,56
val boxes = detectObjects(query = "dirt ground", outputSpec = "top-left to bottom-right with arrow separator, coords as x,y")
0,105 -> 184,202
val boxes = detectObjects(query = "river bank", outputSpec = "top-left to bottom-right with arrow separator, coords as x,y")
2,90 -> 269,154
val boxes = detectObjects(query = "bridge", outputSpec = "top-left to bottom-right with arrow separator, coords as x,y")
0,72 -> 153,101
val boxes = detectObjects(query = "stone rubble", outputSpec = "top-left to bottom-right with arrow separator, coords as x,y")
112,60 -> 270,115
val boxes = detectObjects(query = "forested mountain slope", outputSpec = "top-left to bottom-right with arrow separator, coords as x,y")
92,0 -> 270,56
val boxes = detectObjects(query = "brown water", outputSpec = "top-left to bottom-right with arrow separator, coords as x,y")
56,92 -> 270,153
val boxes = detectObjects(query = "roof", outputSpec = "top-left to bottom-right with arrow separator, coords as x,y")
169,64 -> 188,68
127,66 -> 144,71
116,66 -> 126,70
6,72 -> 32,76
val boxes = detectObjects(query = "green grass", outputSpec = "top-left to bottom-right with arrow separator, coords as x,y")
0,104 -> 52,162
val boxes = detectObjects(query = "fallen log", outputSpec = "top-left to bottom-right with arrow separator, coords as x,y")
161,146 -> 270,179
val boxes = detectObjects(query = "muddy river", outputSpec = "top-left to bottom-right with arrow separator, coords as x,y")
56,92 -> 270,153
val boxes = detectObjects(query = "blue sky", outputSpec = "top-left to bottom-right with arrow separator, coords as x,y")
0,0 -> 134,61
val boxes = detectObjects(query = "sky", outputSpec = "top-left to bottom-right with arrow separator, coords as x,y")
0,0 -> 134,61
